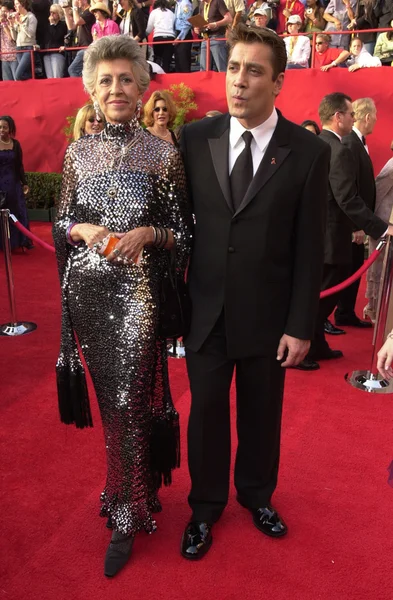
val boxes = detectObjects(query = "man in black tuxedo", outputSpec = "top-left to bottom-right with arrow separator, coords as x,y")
307,93 -> 391,364
334,98 -> 378,329
179,23 -> 330,560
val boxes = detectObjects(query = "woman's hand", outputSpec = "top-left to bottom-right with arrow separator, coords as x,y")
23,185 -> 29,195
71,223 -> 110,248
106,227 -> 153,264
377,334 -> 393,379
348,63 -> 361,72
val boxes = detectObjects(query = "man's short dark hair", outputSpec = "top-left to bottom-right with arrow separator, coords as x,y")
227,23 -> 287,80
318,92 -> 352,125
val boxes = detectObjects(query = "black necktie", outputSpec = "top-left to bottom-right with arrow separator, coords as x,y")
230,131 -> 253,212
362,135 -> 366,146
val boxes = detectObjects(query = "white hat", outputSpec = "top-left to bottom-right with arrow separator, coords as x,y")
254,8 -> 268,16
287,14 -> 302,24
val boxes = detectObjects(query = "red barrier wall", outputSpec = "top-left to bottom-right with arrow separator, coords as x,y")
1,68 -> 392,175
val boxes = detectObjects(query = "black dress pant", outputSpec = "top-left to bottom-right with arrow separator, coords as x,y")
334,242 -> 365,320
185,314 -> 286,524
174,30 -> 192,72
153,36 -> 174,73
308,263 -> 350,357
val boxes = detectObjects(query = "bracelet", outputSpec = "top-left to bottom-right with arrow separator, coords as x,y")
151,225 -> 157,245
332,61 -> 337,67
66,222 -> 81,246
160,227 -> 169,248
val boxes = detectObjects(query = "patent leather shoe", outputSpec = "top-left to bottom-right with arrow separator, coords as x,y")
104,531 -> 135,577
324,320 -> 346,335
238,499 -> 287,537
292,359 -> 320,371
335,315 -> 372,328
181,521 -> 212,560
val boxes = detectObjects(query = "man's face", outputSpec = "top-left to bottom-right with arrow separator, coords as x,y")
226,42 -> 284,129
365,109 -> 377,135
338,100 -> 355,136
254,14 -> 268,27
315,37 -> 328,54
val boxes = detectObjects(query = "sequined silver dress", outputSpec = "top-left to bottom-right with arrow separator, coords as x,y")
53,119 -> 192,536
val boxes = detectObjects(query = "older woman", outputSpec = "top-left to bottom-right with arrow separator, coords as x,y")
42,4 -> 67,78
53,35 -> 192,578
73,104 -> 104,141
284,14 -> 310,69
8,0 -> 37,80
143,90 -> 177,146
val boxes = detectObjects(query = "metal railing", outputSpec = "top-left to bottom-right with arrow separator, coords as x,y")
0,27 -> 392,77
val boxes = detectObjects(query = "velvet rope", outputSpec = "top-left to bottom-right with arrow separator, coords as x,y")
10,214 -> 55,254
8,214 -> 384,298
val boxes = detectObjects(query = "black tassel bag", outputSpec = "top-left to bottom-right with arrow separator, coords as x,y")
159,248 -> 191,339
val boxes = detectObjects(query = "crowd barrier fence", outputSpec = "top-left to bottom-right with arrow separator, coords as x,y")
1,27 -> 392,77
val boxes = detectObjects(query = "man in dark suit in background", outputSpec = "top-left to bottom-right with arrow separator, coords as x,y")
306,93 -> 391,367
179,23 -> 330,560
334,98 -> 378,329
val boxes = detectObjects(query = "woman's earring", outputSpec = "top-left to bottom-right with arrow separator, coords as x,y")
135,99 -> 142,119
93,100 -> 102,122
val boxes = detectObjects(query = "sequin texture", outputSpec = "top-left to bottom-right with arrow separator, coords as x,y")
53,119 -> 192,535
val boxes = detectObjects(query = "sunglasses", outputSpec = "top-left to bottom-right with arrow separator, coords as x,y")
87,117 -> 101,123
315,41 -> 325,45
153,106 -> 168,113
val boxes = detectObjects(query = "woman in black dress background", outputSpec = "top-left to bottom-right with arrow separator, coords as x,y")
0,116 -> 32,251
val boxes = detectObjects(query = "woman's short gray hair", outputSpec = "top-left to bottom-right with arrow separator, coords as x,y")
82,35 -> 150,96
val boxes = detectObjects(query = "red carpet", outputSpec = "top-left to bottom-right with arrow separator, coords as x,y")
1,223 -> 393,600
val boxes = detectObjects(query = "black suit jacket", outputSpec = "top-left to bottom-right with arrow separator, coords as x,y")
180,112 -> 330,358
342,130 -> 377,230
319,129 -> 386,265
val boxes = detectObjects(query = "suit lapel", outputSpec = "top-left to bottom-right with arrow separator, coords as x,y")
208,128 -> 233,213
234,116 -> 291,217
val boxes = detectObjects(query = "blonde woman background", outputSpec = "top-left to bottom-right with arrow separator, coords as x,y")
72,104 -> 104,141
143,89 -> 178,146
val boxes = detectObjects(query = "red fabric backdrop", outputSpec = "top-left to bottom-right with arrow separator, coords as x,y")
0,68 -> 392,175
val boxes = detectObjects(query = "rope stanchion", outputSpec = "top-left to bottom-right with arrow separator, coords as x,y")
320,242 -> 385,299
0,209 -> 37,337
167,337 -> 186,359
9,214 -> 55,253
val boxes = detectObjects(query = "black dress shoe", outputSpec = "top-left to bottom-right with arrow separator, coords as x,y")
335,316 -> 372,328
291,358 -> 320,371
104,531 -> 135,577
312,349 -> 343,360
238,499 -> 287,538
324,320 -> 346,335
181,521 -> 212,560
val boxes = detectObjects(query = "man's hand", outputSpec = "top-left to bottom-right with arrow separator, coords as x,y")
352,230 -> 365,243
321,63 -> 335,71
276,334 -> 310,368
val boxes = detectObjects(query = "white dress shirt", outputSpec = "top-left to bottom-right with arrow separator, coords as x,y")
229,109 -> 278,176
284,35 -> 311,68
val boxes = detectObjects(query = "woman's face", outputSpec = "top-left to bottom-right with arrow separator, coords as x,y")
305,124 -> 317,135
50,8 -> 60,23
93,59 -> 141,124
351,40 -> 362,56
287,22 -> 300,33
153,99 -> 169,128
120,0 -> 131,9
15,0 -> 23,14
0,120 -> 10,140
84,114 -> 104,135
93,9 -> 105,21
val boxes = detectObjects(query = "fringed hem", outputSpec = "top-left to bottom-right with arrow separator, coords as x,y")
150,411 -> 180,488
100,491 -> 160,536
56,363 -> 92,429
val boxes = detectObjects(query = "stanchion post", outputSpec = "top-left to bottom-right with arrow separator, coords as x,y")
167,337 -> 186,359
206,37 -> 211,72
345,235 -> 393,393
0,209 -> 37,337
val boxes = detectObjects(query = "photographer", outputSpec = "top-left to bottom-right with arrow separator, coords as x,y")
0,2 -> 17,80
63,0 -> 94,77
8,0 -> 38,80
42,3 -> 67,77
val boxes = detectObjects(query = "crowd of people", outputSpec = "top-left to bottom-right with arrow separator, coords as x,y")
0,0 -> 392,79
